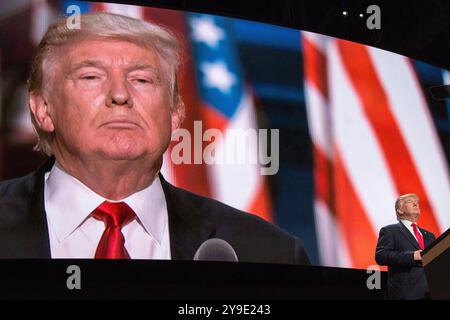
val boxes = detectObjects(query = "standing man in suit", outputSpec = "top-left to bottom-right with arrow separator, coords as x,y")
375,193 -> 435,299
0,12 -> 310,264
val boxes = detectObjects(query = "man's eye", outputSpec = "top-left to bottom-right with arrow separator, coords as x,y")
80,75 -> 101,80
133,78 -> 153,84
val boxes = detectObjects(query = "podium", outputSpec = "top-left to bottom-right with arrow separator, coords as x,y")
422,228 -> 450,299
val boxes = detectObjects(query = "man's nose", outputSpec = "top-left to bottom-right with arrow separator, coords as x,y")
106,75 -> 133,108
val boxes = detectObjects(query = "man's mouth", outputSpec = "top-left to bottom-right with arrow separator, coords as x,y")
101,118 -> 141,129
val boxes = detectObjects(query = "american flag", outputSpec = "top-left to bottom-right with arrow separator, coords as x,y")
303,32 -> 450,268
186,13 -> 272,221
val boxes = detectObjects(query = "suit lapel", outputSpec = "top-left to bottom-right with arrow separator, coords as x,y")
419,226 -> 434,247
159,174 -> 216,260
0,157 -> 54,258
398,222 -> 421,250
28,157 -> 54,258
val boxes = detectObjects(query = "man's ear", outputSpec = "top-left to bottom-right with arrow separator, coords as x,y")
170,100 -> 184,134
171,111 -> 181,134
29,92 -> 55,133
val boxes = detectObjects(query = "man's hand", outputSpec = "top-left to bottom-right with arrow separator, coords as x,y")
414,250 -> 422,261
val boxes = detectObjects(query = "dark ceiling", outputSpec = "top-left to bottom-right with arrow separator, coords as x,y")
113,0 -> 450,70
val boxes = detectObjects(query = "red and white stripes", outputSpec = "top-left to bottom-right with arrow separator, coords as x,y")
203,92 -> 272,222
92,2 -> 143,18
304,32 -> 349,266
303,31 -> 450,269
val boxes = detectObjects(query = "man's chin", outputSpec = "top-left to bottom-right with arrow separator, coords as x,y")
98,136 -> 148,160
98,148 -> 147,161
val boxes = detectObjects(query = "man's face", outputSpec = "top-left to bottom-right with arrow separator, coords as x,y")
38,39 -> 178,163
398,196 -> 420,222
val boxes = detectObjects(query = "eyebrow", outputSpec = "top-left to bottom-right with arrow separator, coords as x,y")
70,60 -> 106,72
129,63 -> 160,74
70,60 -> 160,74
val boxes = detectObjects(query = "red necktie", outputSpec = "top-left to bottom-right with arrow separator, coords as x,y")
92,201 -> 136,259
411,223 -> 425,250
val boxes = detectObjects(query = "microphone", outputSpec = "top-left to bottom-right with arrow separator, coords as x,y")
193,238 -> 239,262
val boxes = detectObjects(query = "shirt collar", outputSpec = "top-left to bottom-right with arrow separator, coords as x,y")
400,219 -> 418,228
44,162 -> 168,244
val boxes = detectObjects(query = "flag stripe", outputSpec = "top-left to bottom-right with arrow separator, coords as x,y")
247,177 -> 272,222
329,40 -> 398,233
334,150 -> 378,268
206,92 -> 265,214
98,2 -> 143,18
304,83 -> 333,159
337,41 -> 441,235
314,199 -> 352,267
304,32 -> 350,266
312,145 -> 333,205
330,38 -> 384,268
303,36 -> 328,99
369,49 -> 450,230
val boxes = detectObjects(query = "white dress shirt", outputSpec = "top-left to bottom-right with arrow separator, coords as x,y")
44,162 -> 171,259
400,219 -> 423,242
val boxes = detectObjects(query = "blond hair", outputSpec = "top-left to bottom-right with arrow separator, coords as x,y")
28,12 -> 185,155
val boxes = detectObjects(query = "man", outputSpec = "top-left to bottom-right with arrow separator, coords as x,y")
375,193 -> 435,299
0,12 -> 310,264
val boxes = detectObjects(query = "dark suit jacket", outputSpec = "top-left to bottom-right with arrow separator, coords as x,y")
375,222 -> 435,300
0,158 -> 310,265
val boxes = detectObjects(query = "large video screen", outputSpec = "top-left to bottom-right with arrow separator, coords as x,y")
1,1 -> 449,270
